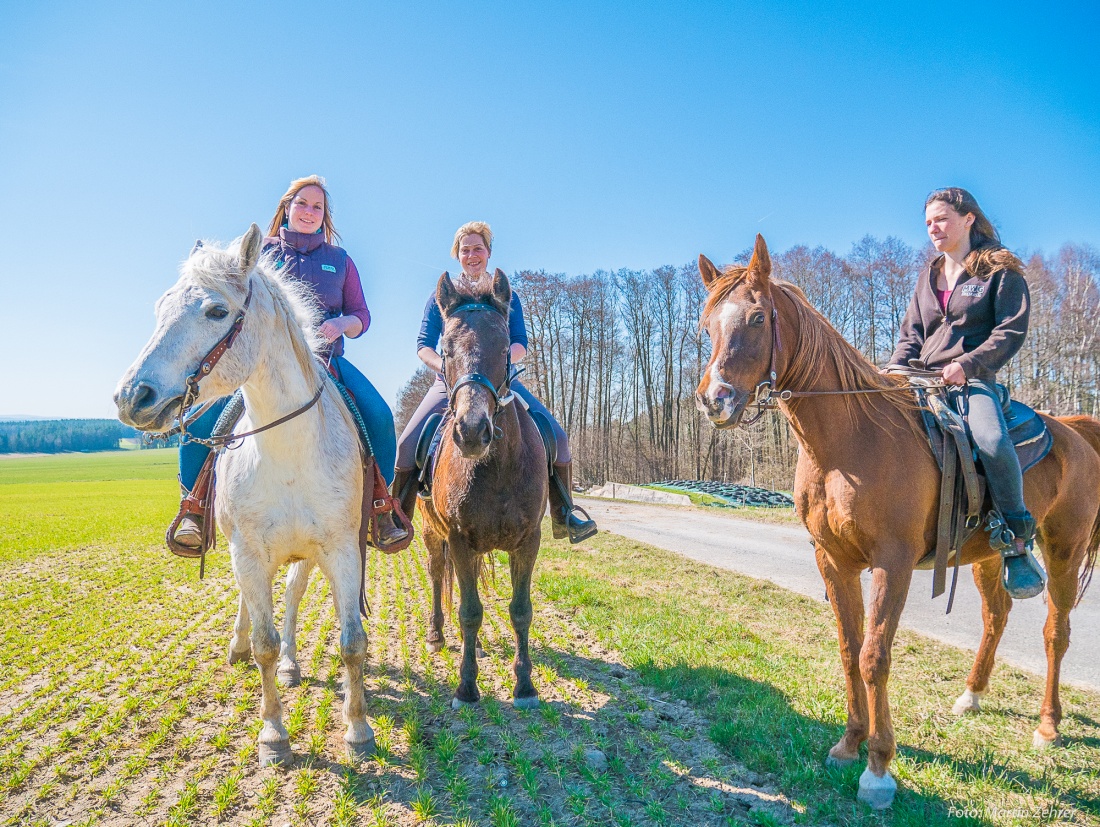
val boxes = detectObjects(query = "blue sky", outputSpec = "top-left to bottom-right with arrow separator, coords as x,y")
1,1 -> 1097,418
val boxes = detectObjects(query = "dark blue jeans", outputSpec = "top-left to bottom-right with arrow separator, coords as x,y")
178,355 -> 397,488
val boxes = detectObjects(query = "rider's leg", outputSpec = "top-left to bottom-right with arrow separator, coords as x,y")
334,357 -> 406,545
393,377 -> 449,523
172,397 -> 230,548
513,381 -> 597,544
967,381 -> 1044,599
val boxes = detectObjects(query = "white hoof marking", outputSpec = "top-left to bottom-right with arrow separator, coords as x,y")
951,688 -> 984,716
857,768 -> 897,810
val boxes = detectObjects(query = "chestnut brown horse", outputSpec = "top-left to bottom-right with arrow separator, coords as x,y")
421,270 -> 548,710
695,235 -> 1100,809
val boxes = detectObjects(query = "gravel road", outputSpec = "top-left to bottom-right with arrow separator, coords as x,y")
579,496 -> 1100,690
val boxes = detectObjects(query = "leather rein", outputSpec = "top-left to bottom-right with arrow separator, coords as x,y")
144,279 -> 324,449
721,303 -> 944,426
440,302 -> 522,440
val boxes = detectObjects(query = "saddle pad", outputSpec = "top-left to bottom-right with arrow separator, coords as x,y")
920,394 -> 1052,475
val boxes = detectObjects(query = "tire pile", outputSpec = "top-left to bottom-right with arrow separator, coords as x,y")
649,479 -> 795,508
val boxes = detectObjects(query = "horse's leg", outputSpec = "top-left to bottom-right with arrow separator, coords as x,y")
953,557 -> 1011,715
508,537 -> 540,709
425,532 -> 447,654
228,592 -> 252,664
856,559 -> 913,809
450,543 -> 484,709
1034,542 -> 1077,749
278,560 -> 314,686
235,551 -> 291,766
318,547 -> 375,760
816,548 -> 867,767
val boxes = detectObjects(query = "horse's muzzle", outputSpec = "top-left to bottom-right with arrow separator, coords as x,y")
114,381 -> 182,431
453,413 -> 493,459
695,382 -> 746,430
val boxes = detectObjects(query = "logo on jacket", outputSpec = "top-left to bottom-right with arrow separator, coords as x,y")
321,264 -> 337,273
960,284 -> 985,297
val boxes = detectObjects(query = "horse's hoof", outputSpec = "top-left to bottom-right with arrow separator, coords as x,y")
951,688 -> 983,716
425,638 -> 445,654
277,665 -> 301,687
346,736 -> 377,763
258,739 -> 293,767
452,697 -> 479,711
476,647 -> 486,659
1032,729 -> 1061,750
513,695 -> 540,710
857,768 -> 896,809
825,753 -> 857,769
228,647 -> 251,665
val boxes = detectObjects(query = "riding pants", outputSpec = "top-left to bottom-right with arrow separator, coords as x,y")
395,377 -> 569,470
948,379 -> 1027,516
178,355 -> 397,489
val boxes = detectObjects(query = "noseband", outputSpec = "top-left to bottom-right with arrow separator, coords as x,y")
441,302 -> 521,439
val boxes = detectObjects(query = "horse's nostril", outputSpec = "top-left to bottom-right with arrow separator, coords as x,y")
132,383 -> 157,412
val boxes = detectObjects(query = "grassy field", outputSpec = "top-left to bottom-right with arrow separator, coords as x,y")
1,450 -> 1097,826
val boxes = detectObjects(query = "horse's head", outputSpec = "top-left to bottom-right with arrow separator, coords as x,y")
695,234 -> 779,429
437,268 -> 513,460
114,224 -> 264,431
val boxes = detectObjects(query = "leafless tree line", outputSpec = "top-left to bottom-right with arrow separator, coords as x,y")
395,239 -> 1100,491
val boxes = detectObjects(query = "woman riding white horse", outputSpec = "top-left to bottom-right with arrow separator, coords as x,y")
115,225 -> 376,765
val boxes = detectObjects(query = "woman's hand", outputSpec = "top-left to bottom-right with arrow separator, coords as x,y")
941,362 -> 967,386
320,315 -> 362,343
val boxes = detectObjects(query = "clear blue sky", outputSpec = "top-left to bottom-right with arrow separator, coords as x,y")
1,1 -> 1096,419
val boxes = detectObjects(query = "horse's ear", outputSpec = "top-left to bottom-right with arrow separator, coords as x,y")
190,239 -> 204,257
698,254 -> 721,290
746,234 -> 772,286
436,271 -> 460,316
489,268 -> 511,315
239,223 -> 263,275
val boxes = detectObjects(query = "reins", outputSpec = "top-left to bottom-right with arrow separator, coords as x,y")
722,304 -> 945,425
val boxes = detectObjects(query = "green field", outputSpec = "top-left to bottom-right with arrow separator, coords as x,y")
1,450 -> 1097,826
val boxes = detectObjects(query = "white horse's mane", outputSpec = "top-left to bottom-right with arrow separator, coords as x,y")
181,236 -> 329,356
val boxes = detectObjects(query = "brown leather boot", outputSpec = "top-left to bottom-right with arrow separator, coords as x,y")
548,461 -> 597,543
173,514 -> 204,549
385,467 -> 419,534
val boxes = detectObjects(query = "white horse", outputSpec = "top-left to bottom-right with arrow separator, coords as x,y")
115,225 -> 375,765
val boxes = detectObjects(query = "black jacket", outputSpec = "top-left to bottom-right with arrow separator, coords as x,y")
887,255 -> 1030,384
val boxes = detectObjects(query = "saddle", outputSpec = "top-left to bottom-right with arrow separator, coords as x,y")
413,403 -> 556,497
913,381 -> 1052,609
167,372 -> 413,588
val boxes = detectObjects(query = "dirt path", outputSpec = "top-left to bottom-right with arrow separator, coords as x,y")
579,496 -> 1100,690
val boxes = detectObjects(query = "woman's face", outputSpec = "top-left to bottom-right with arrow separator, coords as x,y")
458,233 -> 491,278
925,200 -> 973,256
287,185 -> 326,234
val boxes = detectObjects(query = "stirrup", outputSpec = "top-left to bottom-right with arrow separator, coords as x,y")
553,505 -> 597,544
1001,546 -> 1046,599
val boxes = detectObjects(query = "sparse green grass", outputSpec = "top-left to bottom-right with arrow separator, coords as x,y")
1,449 -> 1097,826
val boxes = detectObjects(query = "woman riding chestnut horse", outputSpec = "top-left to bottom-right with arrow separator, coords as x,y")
696,226 -> 1100,809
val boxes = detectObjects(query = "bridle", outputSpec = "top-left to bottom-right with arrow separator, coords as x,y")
441,302 -> 522,440
145,279 -> 324,448
711,293 -> 939,426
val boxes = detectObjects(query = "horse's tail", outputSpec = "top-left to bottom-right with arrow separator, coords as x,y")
1059,414 -> 1100,604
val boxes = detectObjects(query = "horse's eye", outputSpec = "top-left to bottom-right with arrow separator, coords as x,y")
750,311 -> 766,326
206,305 -> 229,320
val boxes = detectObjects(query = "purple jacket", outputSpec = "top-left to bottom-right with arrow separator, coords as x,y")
263,227 -> 371,357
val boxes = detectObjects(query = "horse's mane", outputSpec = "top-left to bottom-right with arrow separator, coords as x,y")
702,266 -> 919,428
183,238 -> 327,381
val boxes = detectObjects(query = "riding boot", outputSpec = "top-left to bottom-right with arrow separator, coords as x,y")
385,467 -> 419,534
1001,511 -> 1046,599
171,484 -> 204,550
548,461 -> 597,544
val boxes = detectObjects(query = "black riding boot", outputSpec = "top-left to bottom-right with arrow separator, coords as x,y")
548,462 -> 597,544
389,466 -> 419,524
1001,511 -> 1045,599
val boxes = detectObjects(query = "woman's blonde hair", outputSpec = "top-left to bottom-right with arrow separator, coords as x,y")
925,187 -> 1024,280
267,175 -> 340,244
451,221 -> 493,259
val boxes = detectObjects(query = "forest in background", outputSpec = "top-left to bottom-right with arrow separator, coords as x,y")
0,419 -> 145,454
396,237 -> 1100,491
